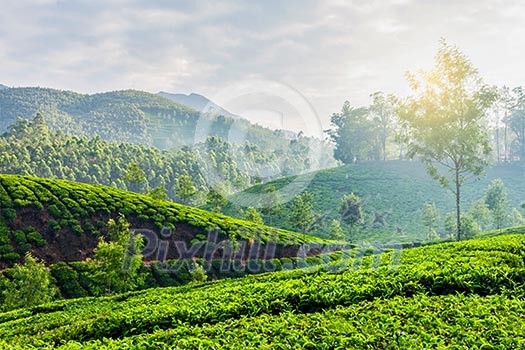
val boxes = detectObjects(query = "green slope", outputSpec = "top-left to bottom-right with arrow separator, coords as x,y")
226,160 -> 525,241
0,174 -> 328,268
0,231 -> 523,348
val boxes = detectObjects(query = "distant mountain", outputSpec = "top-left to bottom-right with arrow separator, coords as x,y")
159,92 -> 300,138
0,87 -> 204,149
0,84 -> 8,90
159,91 -> 244,120
0,87 -> 289,150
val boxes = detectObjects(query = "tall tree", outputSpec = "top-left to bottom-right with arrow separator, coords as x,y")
468,199 -> 491,231
398,40 -> 497,240
490,99 -> 502,163
175,174 -> 198,205
443,211 -> 456,238
421,202 -> 440,240
1,253 -> 58,311
484,179 -> 509,229
88,215 -> 144,295
369,92 -> 398,161
460,214 -> 481,239
339,193 -> 364,241
287,191 -> 315,233
122,162 -> 147,193
31,113 -> 50,139
206,187 -> 228,213
259,185 -> 283,217
511,207 -> 525,227
493,87 -> 509,162
498,86 -> 516,162
327,219 -> 346,241
146,186 -> 168,201
244,207 -> 264,225
327,103 -> 375,163
508,87 -> 525,161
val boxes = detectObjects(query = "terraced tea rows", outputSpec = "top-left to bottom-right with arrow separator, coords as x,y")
0,232 -> 523,349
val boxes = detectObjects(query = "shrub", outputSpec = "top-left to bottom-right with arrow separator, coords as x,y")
50,262 -> 88,299
1,252 -> 20,265
26,229 -> 46,247
190,263 -> 208,282
71,224 -> 84,235
1,208 -> 16,221
1,253 -> 58,311
145,208 -> 157,216
48,219 -> 61,232
138,214 -> 149,221
12,230 -> 26,245
0,244 -> 15,255
47,204 -> 63,218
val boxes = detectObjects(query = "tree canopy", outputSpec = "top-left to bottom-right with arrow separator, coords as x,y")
398,40 -> 497,240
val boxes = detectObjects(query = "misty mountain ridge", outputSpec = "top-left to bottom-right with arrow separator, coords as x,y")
158,91 -> 244,120
159,91 -> 298,138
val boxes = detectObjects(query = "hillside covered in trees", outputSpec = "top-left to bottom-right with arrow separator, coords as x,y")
0,114 -> 335,201
0,87 -> 199,148
0,87 -> 335,165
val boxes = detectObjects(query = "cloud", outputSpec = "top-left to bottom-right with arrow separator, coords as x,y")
1,0 -> 525,131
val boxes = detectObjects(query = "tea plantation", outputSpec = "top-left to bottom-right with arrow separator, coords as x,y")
0,231 -> 523,348
226,161 -> 525,241
0,174 -> 329,268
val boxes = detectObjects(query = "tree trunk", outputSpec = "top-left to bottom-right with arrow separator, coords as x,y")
455,168 -> 462,241
383,140 -> 387,162
504,109 -> 508,162
522,117 -> 525,161
496,120 -> 500,163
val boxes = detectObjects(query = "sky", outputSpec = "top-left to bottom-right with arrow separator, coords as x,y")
1,0 -> 525,133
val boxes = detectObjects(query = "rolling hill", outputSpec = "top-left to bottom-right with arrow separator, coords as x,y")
0,87 -> 336,186
226,161 -> 525,241
0,87 -> 316,153
0,230 -> 523,348
0,87 -> 202,149
0,174 -> 330,269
